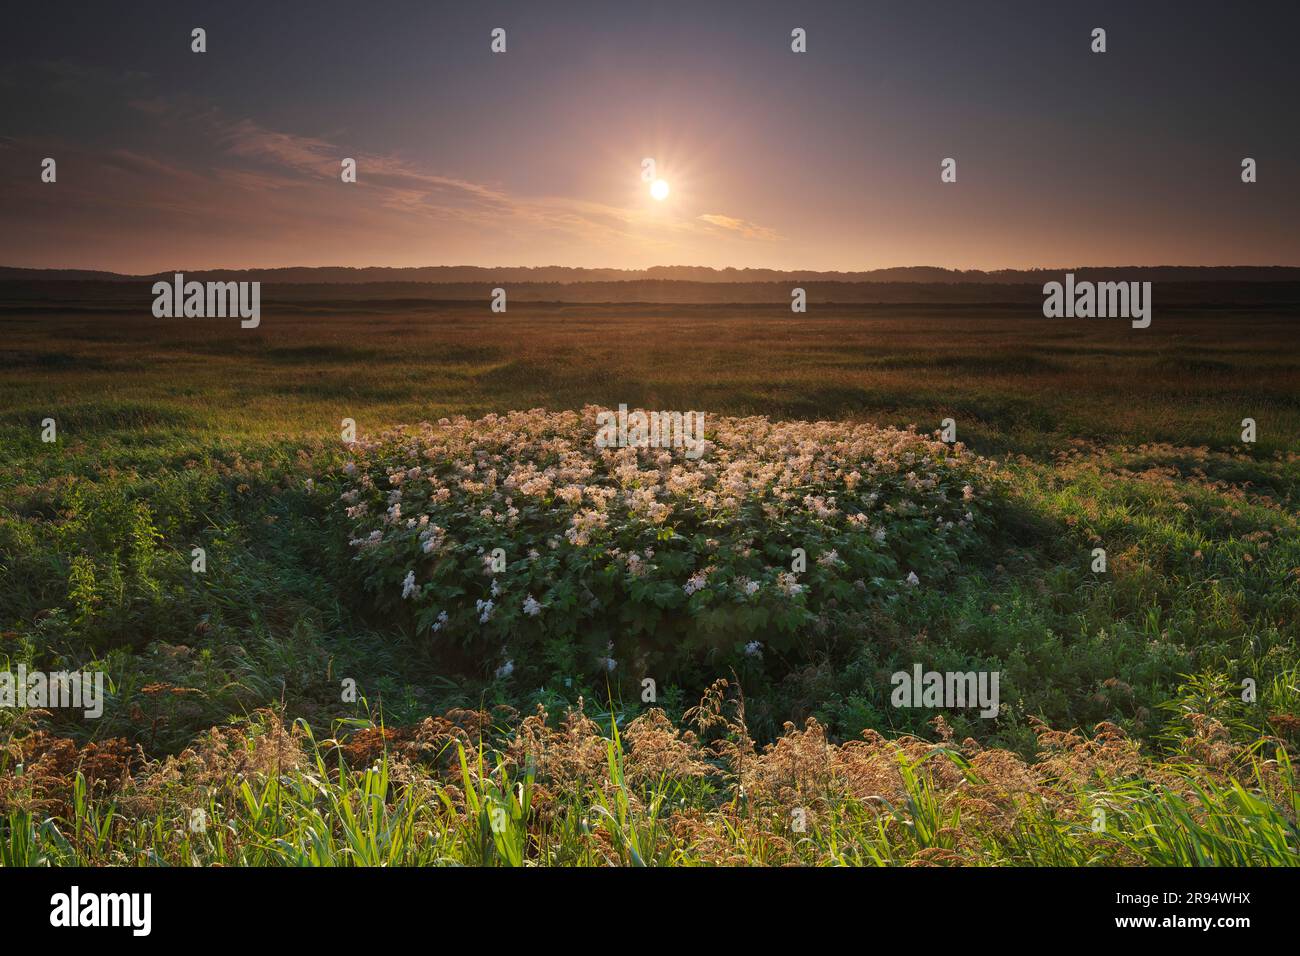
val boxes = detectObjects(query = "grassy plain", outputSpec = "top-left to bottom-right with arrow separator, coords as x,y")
4,303 -> 1298,452
1,301 -> 1297,865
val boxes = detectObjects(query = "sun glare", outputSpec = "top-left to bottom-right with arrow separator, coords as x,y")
650,178 -> 670,201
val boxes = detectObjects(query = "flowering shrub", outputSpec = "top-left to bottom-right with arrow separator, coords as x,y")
337,408 -> 993,686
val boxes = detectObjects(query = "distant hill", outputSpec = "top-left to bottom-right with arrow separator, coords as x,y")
3,278 -> 1299,308
2,266 -> 1299,309
3,264 -> 1300,285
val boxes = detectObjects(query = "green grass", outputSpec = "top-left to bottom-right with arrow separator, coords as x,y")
3,710 -> 1296,867
3,304 -> 1297,455
0,302 -> 1297,865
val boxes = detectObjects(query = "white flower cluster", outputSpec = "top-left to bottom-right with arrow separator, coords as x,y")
336,407 -> 988,666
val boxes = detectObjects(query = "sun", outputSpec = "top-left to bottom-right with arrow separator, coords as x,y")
650,178 -> 670,201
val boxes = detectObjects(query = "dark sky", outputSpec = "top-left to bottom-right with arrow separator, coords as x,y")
2,0 -> 1297,271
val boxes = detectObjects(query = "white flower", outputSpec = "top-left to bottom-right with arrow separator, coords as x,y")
683,571 -> 708,596
495,659 -> 515,679
873,528 -> 887,543
905,571 -> 920,587
744,640 -> 763,657
431,610 -> 448,632
522,595 -> 542,617
776,572 -> 803,597
304,478 -> 314,493
349,528 -> 383,549
476,598 -> 495,623
401,570 -> 417,599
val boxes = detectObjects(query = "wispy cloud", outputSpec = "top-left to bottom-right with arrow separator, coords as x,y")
0,60 -> 788,270
696,213 -> 782,242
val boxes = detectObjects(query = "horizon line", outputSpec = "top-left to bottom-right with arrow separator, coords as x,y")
5,263 -> 1300,279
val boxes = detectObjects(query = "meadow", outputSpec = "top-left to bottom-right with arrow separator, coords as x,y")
4,302 -> 1298,453
1,300 -> 1297,865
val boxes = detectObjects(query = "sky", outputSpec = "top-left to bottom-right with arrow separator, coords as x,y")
1,0 -> 1298,273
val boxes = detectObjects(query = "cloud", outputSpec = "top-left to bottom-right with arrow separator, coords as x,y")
0,59 -> 791,270
696,214 -> 782,242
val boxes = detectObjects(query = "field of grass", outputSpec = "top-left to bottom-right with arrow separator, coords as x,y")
1,302 -> 1297,865
4,303 -> 1298,452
